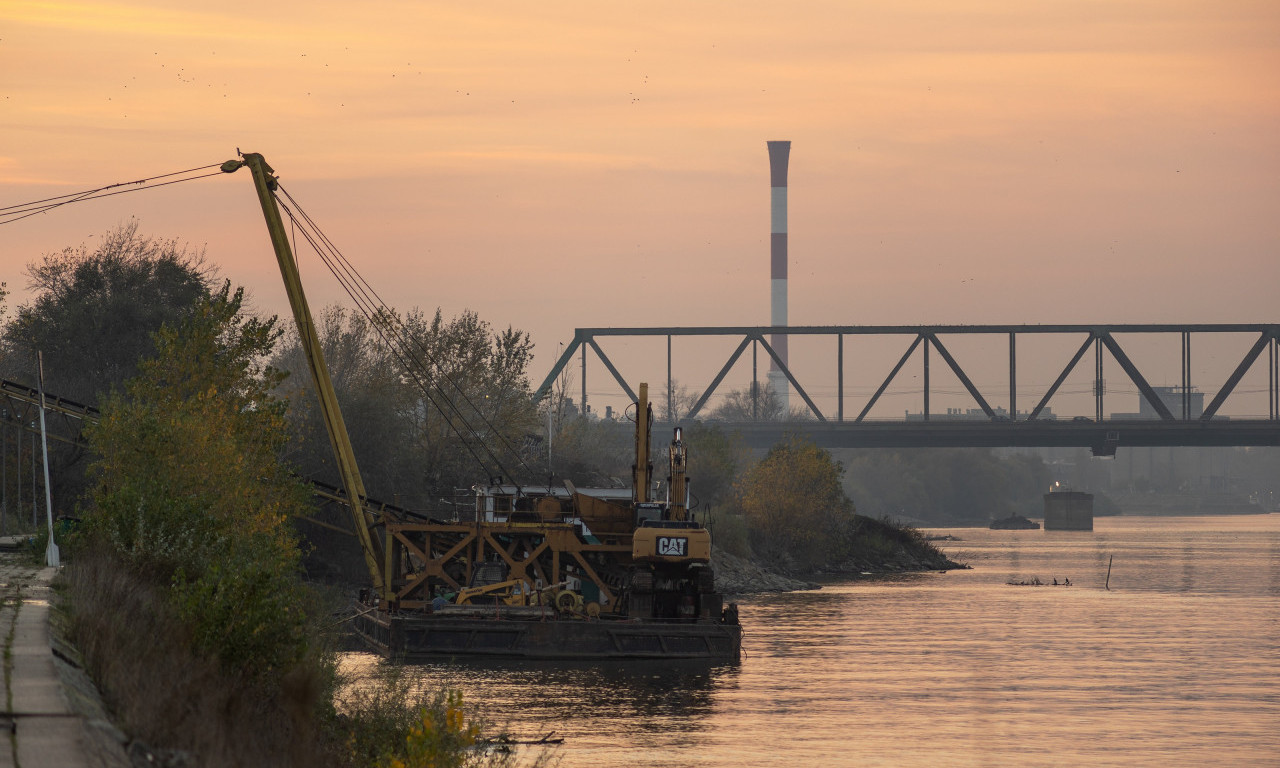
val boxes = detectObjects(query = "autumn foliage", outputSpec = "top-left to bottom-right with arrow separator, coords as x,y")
83,280 -> 315,675
734,435 -> 857,570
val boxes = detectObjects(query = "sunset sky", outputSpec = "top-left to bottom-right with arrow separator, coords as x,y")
2,1 -> 1277,416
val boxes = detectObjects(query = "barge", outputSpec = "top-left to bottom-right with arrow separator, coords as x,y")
352,606 -> 742,661
232,153 -> 741,662
347,384 -> 742,661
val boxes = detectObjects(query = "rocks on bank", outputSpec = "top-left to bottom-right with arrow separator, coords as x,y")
711,518 -> 966,595
711,550 -> 819,595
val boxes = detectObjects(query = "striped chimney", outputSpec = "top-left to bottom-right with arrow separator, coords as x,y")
767,140 -> 791,414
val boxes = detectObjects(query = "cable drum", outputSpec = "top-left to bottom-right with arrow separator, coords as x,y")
554,590 -> 582,613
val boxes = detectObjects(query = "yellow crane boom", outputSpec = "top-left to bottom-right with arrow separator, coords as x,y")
222,153 -> 388,598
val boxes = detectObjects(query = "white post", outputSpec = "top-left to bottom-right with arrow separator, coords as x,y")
37,352 -> 59,567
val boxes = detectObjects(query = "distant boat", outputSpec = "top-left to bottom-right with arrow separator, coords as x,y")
990,514 -> 1041,530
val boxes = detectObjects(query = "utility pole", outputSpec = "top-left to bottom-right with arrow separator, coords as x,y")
38,352 -> 59,567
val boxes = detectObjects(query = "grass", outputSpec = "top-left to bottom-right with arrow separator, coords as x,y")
58,546 -> 555,767
62,547 -> 337,766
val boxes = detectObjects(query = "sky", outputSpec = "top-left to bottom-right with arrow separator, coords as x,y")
2,1 -> 1278,417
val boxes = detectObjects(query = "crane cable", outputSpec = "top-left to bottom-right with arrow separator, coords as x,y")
0,165 -> 225,226
273,185 -> 541,486
277,200 -> 521,485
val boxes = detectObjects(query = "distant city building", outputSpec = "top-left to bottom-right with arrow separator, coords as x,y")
1110,386 -> 1204,420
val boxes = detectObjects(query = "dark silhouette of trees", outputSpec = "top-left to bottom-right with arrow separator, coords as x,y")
273,305 -> 538,510
841,448 -> 1052,525
3,220 -> 213,404
682,422 -> 744,510
1,222 -> 214,515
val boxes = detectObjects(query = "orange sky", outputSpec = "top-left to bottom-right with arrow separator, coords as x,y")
2,1 -> 1278,415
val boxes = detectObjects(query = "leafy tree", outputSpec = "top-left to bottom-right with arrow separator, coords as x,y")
274,305 -> 416,505
734,434 -> 856,570
400,307 -> 538,494
274,305 -> 539,510
4,220 -> 212,404
682,422 -> 744,510
84,280 -> 314,676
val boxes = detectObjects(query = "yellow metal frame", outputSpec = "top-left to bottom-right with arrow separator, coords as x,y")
382,520 -> 632,611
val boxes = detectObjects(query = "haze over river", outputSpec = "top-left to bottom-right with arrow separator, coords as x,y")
345,514 -> 1280,767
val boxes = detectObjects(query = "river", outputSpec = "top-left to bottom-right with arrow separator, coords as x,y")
343,514 -> 1280,767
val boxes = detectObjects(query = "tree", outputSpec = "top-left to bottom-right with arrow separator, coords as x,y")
710,383 -> 786,421
682,422 -> 743,510
734,434 -> 856,570
400,307 -> 538,494
1,223 -> 214,514
661,380 -> 700,423
3,220 -> 213,405
273,305 -> 539,510
548,417 -> 635,487
85,280 -> 314,676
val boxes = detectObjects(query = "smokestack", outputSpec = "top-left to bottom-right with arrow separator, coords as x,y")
767,140 -> 791,414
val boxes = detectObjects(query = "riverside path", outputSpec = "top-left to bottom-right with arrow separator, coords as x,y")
1,540 -> 123,768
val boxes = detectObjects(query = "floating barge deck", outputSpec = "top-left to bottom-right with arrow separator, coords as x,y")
352,605 -> 742,661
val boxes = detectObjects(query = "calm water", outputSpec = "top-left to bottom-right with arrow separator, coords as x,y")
344,514 -> 1280,767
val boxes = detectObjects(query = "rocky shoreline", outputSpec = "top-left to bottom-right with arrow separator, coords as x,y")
712,550 -> 820,594
712,540 -> 965,596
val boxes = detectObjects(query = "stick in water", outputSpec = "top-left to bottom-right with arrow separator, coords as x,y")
1105,555 -> 1113,591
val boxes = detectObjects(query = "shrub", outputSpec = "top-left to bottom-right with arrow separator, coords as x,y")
80,282 -> 314,677
734,434 -> 856,570
333,666 -> 535,768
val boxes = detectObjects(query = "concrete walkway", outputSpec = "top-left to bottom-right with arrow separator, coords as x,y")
1,546 -> 126,768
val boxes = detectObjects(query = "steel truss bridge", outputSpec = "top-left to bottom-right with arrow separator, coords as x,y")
534,324 -> 1280,455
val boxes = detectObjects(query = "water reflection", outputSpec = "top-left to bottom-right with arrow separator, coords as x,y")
342,515 -> 1280,768
345,653 -> 737,739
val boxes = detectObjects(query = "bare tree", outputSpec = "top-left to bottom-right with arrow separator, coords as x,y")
709,382 -> 786,421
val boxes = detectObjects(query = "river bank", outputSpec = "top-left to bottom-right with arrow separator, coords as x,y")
712,515 -> 965,595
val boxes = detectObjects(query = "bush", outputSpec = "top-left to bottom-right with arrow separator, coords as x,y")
60,548 -> 337,767
79,282 -> 316,678
333,666 -> 539,768
734,435 -> 856,570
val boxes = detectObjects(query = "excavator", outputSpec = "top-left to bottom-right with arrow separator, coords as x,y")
223,153 -> 741,659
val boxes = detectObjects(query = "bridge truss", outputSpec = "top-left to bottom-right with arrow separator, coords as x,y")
534,324 -> 1280,454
